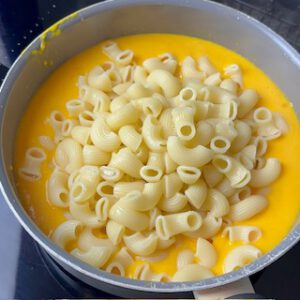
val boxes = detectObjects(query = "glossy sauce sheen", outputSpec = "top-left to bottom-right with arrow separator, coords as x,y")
15,34 -> 300,277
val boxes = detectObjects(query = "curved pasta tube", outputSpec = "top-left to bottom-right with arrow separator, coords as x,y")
133,96 -> 163,118
71,126 -> 91,145
49,111 -> 65,143
210,136 -> 231,154
82,145 -> 111,167
118,181 -> 162,212
164,152 -> 178,174
123,232 -> 158,256
207,101 -> 237,120
106,220 -> 125,246
220,78 -> 238,94
181,56 -> 205,80
185,214 -> 222,239
172,264 -> 214,282
198,55 -> 218,76
110,95 -> 129,112
96,181 -> 114,199
135,142 -> 149,164
187,121 -> 214,148
119,65 -> 134,83
112,82 -> 131,96
77,227 -> 113,252
184,179 -> 207,209
61,119 -> 77,137
177,250 -> 194,269
142,115 -> 166,152
176,165 -> 201,185
159,108 -> 176,139
222,226 -> 262,243
102,41 -> 134,66
126,82 -> 152,99
224,64 -> 243,87
19,147 -> 46,181
224,245 -> 262,273
147,152 -> 165,172
230,121 -> 252,153
140,165 -> 163,183
55,138 -> 83,174
202,164 -> 224,188
71,246 -> 112,268
109,147 -> 143,179
147,69 -> 181,97
228,195 -> 268,222
109,202 -> 149,231
51,220 -> 82,249
159,192 -> 188,213
105,247 -> 133,276
66,99 -> 86,117
113,181 -> 144,198
90,117 -> 121,152
167,136 -> 213,167
212,155 -> 251,188
143,54 -> 177,74
172,106 -> 196,141
87,65 -> 112,92
237,89 -> 259,118
195,238 -> 218,268
118,125 -> 142,152
162,172 -> 183,198
204,72 -> 222,86
201,189 -> 230,217
250,158 -> 281,188
46,169 -> 69,207
155,211 -> 202,240
149,207 -> 161,230
134,263 -> 169,282
157,237 -> 176,250
100,166 -> 123,182
106,103 -> 140,131
215,177 -> 237,198
229,186 -> 251,204
95,197 -> 111,222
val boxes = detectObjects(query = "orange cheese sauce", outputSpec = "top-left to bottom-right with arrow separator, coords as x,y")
14,34 -> 300,277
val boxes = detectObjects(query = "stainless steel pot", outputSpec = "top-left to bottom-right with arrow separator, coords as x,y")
0,0 -> 299,298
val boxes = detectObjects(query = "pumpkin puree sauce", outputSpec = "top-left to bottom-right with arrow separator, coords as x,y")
14,34 -> 300,277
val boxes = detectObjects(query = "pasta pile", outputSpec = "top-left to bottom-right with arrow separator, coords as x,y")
19,40 -> 289,282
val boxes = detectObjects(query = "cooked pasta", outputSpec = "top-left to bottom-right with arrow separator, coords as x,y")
19,38 -> 290,282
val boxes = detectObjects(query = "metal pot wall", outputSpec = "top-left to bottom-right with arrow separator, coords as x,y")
0,0 -> 299,298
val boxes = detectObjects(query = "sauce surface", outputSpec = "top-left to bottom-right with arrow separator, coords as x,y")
15,34 -> 300,277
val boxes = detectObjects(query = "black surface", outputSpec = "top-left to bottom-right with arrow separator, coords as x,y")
0,0 -> 299,299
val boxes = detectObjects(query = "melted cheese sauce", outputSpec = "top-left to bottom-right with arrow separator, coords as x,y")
14,34 -> 300,277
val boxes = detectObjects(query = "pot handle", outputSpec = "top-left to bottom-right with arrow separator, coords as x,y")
193,277 -> 262,299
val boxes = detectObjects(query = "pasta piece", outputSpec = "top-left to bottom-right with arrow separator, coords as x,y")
135,142 -> 149,164
110,96 -> 129,112
79,85 -> 110,112
100,166 -> 123,182
187,121 -> 214,148
159,192 -> 188,213
142,115 -> 166,152
198,55 -> 218,75
61,120 -> 77,137
250,158 -> 281,188
126,82 -> 152,99
96,181 -> 114,198
177,250 -> 194,269
19,147 -> 46,181
224,64 -> 243,87
77,227 -> 113,251
202,164 -> 224,188
66,99 -> 86,117
106,220 -> 125,246
176,165 -> 201,185
178,87 -> 197,102
172,264 -> 214,282
172,106 -> 196,141
147,69 -> 181,97
133,263 -> 169,282
118,181 -> 162,212
157,237 -> 176,250
220,78 -> 239,94
201,189 -> 230,217
106,247 -> 133,276
38,135 -> 55,150
227,195 -> 268,222
82,145 -> 111,166
237,89 -> 259,118
102,41 -> 134,66
184,179 -> 207,209
204,72 -> 222,86
51,220 -> 82,249
88,65 -> 112,92
210,136 -> 231,154
215,177 -> 237,198
109,202 -> 149,231
224,245 -> 262,273
155,211 -> 202,240
140,152 -> 164,183
90,116 -> 121,152
195,238 -> 217,268
167,136 -> 213,167
143,53 -> 177,74
181,56 -> 205,80
106,103 -> 140,131
54,138 -> 83,174
71,126 -> 91,145
230,121 -> 252,153
162,172 -> 183,198
229,186 -> 251,204
222,226 -> 262,243
46,168 -> 69,207
109,148 -> 143,179
185,214 -> 222,239
147,152 -> 165,172
49,111 -> 64,143
159,108 -> 176,138
119,65 -> 134,83
149,207 -> 161,230
207,101 -> 237,120
164,152 -> 178,174
212,154 -> 251,188
118,125 -> 142,152
123,232 -> 158,256
78,111 -> 96,127
134,96 -> 163,118
112,82 -> 132,96
215,120 -> 238,141
113,181 -> 144,198
71,246 -> 112,268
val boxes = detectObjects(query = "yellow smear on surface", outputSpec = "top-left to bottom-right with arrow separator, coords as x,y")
14,34 -> 300,278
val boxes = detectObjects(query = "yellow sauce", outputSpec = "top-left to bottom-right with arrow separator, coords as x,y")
14,34 -> 300,277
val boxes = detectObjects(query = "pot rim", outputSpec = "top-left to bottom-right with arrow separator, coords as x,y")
0,0 -> 299,293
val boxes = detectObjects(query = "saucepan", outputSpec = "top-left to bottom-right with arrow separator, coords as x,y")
0,0 -> 299,298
